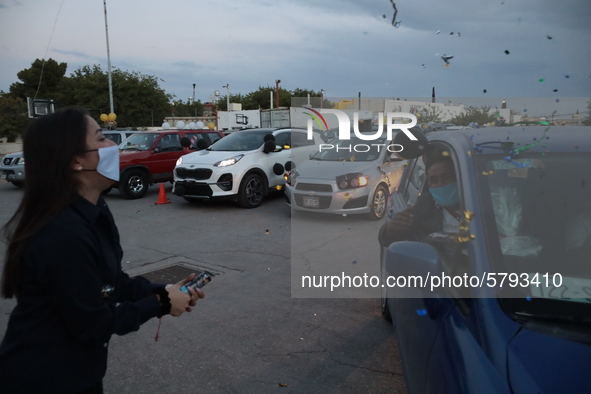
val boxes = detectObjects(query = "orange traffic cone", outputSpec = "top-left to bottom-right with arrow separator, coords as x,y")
155,183 -> 171,205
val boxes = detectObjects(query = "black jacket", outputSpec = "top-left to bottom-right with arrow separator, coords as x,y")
0,196 -> 164,393
378,192 -> 444,248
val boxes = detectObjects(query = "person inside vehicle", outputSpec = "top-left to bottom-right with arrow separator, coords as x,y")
379,151 -> 461,248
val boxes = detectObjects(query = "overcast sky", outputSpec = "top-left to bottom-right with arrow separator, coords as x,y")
1,0 -> 590,117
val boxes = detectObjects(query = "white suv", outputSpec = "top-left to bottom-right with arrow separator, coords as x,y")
173,128 -> 324,208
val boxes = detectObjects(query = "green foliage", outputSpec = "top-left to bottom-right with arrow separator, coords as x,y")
9,59 -> 67,101
242,86 -> 292,109
417,104 -> 444,124
56,65 -> 172,128
169,98 -> 205,118
448,105 -> 497,126
7,59 -> 338,130
0,92 -> 31,141
216,86 -> 331,110
215,93 -> 245,111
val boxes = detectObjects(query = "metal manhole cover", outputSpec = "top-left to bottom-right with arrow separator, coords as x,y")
138,265 -> 204,284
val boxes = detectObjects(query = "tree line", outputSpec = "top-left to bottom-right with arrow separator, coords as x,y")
0,58 -> 329,141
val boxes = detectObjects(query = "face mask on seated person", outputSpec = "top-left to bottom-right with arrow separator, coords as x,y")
430,182 -> 459,208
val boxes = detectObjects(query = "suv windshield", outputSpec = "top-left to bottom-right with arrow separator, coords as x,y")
119,133 -> 159,151
310,136 -> 387,162
475,152 -> 591,321
209,130 -> 273,152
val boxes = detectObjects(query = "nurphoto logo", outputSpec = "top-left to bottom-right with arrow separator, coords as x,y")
304,108 -> 418,152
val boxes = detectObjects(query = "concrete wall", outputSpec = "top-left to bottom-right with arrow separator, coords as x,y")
0,143 -> 23,155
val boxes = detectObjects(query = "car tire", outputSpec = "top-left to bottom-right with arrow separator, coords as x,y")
10,181 -> 23,188
380,248 -> 393,323
238,173 -> 265,208
119,169 -> 149,199
368,184 -> 388,220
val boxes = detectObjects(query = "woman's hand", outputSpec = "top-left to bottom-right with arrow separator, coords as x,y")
175,274 -> 206,312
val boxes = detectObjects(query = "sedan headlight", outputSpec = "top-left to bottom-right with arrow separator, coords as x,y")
336,173 -> 369,190
176,157 -> 183,166
286,170 -> 299,186
214,154 -> 244,167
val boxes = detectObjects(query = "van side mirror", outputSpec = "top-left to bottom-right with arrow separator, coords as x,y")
385,241 -> 442,297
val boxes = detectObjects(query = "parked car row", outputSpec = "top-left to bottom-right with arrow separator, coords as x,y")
1,126 -> 408,218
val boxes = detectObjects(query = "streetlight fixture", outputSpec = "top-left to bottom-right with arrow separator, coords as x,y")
222,84 -> 230,110
103,0 -> 114,114
275,80 -> 281,109
223,84 -> 230,130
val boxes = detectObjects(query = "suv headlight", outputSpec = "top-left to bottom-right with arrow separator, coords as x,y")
214,154 -> 244,167
176,157 -> 183,166
336,173 -> 369,190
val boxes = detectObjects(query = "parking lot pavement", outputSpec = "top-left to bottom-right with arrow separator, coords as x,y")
0,181 -> 407,393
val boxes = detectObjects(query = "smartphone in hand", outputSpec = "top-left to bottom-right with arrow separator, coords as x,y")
180,271 -> 213,294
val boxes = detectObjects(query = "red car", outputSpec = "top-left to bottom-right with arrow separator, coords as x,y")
115,129 -> 224,199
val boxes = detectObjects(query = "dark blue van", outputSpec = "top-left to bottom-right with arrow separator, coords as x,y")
381,125 -> 591,393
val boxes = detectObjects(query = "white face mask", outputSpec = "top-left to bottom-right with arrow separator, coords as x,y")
82,145 -> 120,181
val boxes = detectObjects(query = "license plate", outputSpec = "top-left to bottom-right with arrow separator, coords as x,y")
303,196 -> 319,208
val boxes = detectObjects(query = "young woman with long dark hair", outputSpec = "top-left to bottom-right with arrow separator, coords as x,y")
0,108 -> 204,394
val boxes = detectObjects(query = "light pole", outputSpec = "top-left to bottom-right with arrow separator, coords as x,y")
223,84 -> 230,130
103,0 -> 114,114
275,80 -> 281,109
320,89 -> 325,109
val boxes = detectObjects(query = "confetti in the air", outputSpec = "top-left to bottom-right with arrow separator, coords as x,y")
441,54 -> 454,66
504,50 -> 510,55
483,89 -> 487,93
553,89 -> 558,92
539,78 -> 545,82
436,30 -> 441,34
556,99 -> 560,102
547,35 -> 553,40
390,1 -> 401,27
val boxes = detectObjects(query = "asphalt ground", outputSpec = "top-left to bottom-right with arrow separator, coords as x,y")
0,179 -> 406,394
